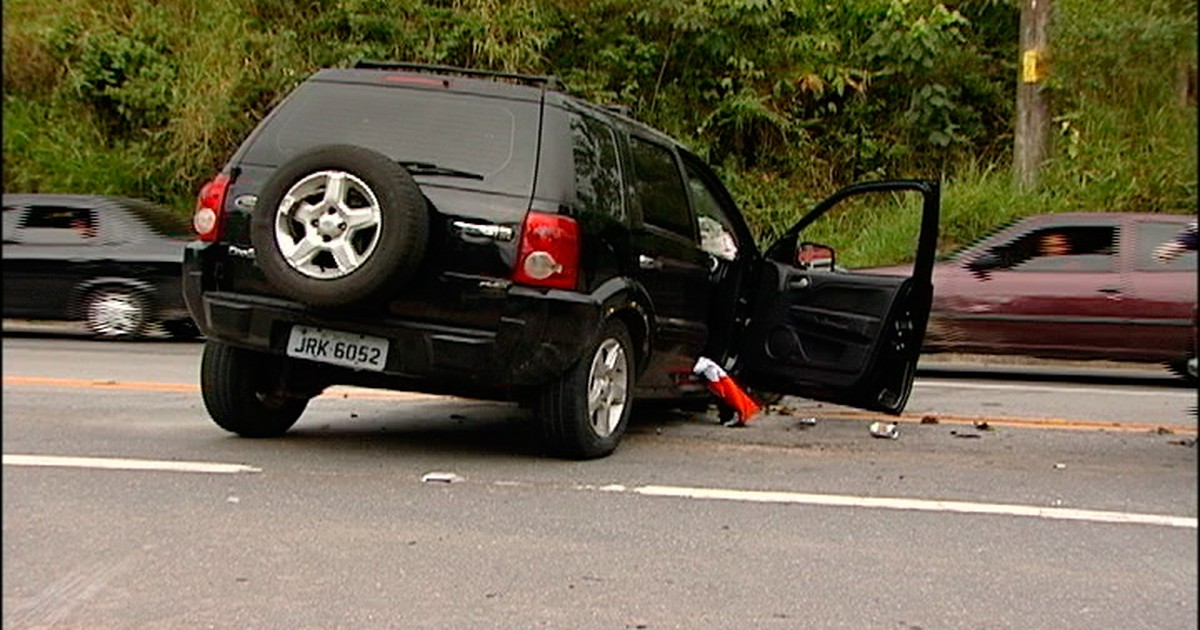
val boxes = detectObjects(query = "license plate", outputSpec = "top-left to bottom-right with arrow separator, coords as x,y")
286,325 -> 389,372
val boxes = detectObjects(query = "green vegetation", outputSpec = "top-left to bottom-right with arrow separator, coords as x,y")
3,0 -> 1195,263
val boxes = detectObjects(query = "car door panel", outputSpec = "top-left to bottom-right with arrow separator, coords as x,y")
631,226 -> 711,392
1118,218 -> 1197,361
742,261 -> 910,383
737,180 -> 939,414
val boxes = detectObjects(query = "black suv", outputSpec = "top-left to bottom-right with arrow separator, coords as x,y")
183,61 -> 940,459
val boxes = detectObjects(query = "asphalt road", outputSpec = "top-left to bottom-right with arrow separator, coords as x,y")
2,334 -> 1197,629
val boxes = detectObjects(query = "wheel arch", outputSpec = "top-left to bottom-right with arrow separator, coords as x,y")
594,277 -> 655,378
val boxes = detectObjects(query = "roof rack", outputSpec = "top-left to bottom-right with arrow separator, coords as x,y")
602,104 -> 633,118
352,60 -> 563,91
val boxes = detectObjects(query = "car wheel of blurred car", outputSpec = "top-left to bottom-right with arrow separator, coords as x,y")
538,319 -> 634,460
84,287 -> 148,340
200,341 -> 310,437
1167,358 -> 1197,384
250,144 -> 430,309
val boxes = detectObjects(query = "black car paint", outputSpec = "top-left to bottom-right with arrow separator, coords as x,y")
3,194 -> 192,330
184,66 -> 941,414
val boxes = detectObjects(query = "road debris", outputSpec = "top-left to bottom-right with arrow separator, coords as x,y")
973,421 -> 993,431
421,471 -> 465,484
949,430 -> 981,439
796,417 -> 818,427
1053,463 -> 1066,469
868,421 -> 899,439
1155,426 -> 1174,435
920,415 -> 939,424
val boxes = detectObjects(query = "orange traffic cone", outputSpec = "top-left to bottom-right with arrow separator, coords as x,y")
693,357 -> 760,426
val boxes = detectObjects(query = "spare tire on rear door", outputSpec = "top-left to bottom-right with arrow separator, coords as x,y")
250,144 -> 429,308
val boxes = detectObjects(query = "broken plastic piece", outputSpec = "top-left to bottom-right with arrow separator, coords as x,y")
422,471 -> 464,483
868,421 -> 899,439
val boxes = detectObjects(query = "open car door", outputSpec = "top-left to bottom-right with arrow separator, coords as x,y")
735,180 -> 940,414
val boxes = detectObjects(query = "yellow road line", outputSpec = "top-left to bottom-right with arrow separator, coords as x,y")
5,376 -> 1192,434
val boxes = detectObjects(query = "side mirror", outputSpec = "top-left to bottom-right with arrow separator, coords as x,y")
797,242 -> 835,270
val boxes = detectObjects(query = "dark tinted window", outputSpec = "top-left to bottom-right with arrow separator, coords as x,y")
1136,221 -> 1197,271
629,137 -> 693,238
17,206 -> 96,244
570,114 -> 625,220
241,81 -> 539,196
983,225 -> 1117,272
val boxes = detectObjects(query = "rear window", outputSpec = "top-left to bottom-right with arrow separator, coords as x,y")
239,80 -> 540,197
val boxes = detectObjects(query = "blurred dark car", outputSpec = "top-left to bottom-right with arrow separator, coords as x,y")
865,213 -> 1197,377
2,194 -> 198,339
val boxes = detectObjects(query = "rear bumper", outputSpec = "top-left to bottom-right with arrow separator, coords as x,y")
183,245 -> 601,396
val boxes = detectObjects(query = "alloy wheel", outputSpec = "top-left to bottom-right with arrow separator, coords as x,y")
273,170 -> 383,279
586,338 -> 629,438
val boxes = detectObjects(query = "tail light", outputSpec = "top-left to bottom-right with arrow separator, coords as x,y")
512,212 -> 580,290
192,172 -> 231,242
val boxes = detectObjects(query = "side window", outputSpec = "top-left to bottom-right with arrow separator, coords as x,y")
1136,221 -> 1197,271
629,136 -> 694,239
684,162 -> 739,261
19,206 -> 97,244
569,114 -> 625,221
980,225 -> 1116,272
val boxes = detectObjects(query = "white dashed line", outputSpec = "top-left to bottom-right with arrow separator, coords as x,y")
2,454 -> 261,474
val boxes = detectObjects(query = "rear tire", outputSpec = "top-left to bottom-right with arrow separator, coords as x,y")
200,341 -> 309,437
538,320 -> 634,459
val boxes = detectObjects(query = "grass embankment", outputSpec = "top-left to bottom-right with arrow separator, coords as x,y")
3,0 -> 1195,264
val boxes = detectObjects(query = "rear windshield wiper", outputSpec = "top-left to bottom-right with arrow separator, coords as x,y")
396,161 -> 484,180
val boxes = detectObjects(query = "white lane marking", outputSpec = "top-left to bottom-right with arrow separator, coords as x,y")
915,379 -> 1193,397
614,485 -> 1196,529
2,454 -> 261,474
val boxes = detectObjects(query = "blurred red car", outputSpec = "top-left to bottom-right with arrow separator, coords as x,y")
866,213 -> 1197,377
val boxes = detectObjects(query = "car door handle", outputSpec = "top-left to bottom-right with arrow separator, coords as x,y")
788,277 -> 811,290
638,255 -> 663,270
1097,285 -> 1122,294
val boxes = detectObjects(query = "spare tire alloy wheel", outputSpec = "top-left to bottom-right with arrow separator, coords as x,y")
275,170 -> 383,280
251,145 -> 429,308
539,320 -> 634,459
85,287 -> 148,340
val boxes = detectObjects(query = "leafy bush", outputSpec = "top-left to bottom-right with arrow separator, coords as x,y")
1,0 -> 1194,262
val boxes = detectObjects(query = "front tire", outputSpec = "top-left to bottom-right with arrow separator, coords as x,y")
200,341 -> 309,437
538,320 -> 634,459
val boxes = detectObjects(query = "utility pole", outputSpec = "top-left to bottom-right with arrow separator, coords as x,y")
1015,0 -> 1050,190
